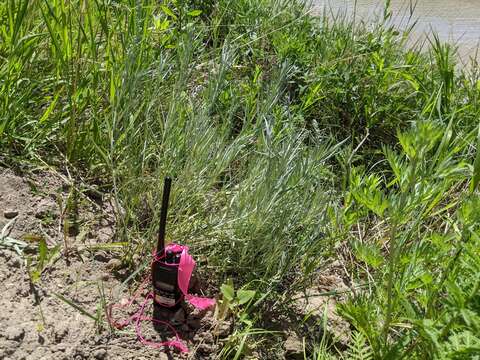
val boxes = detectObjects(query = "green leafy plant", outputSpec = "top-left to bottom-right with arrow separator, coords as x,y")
216,279 -> 256,326
345,332 -> 373,360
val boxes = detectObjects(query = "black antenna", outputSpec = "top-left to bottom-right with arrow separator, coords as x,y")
157,177 -> 172,253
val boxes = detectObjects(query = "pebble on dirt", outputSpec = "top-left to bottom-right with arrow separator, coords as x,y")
284,333 -> 304,360
93,348 -> 107,359
106,258 -> 122,270
4,210 -> 18,219
3,326 -> 25,342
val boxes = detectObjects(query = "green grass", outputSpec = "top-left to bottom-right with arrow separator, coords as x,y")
1,0 -> 480,358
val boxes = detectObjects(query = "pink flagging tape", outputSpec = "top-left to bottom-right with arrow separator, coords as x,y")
107,243 -> 215,353
185,294 -> 216,310
176,245 -> 217,310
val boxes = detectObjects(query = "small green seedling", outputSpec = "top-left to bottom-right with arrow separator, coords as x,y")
216,279 -> 256,326
27,237 -> 60,283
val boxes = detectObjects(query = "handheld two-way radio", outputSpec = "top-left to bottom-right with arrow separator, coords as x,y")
152,177 -> 182,311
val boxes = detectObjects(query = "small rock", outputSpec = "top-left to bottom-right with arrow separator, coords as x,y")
284,333 -> 303,360
4,326 -> 25,341
106,258 -> 122,270
93,348 -> 107,359
4,210 -> 18,219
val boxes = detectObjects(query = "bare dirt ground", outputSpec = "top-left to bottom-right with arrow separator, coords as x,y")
0,167 -> 221,360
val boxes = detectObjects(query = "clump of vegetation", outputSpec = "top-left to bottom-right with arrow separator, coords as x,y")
1,0 -> 479,358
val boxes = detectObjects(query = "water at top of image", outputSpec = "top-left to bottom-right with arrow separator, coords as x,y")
313,0 -> 480,64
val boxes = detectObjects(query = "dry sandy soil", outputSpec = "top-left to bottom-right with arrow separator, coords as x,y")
0,167 -> 222,360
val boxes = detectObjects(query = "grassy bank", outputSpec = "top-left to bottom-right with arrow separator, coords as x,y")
1,0 -> 480,358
